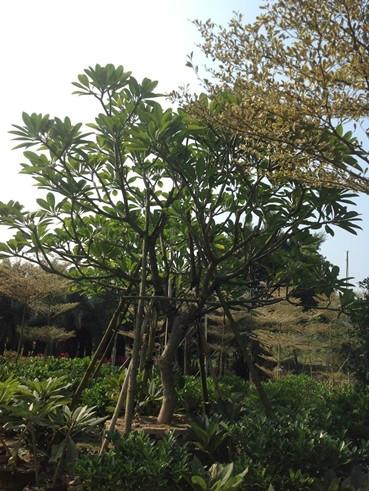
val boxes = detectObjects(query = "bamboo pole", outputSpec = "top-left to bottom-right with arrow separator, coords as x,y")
99,362 -> 132,454
72,299 -> 124,406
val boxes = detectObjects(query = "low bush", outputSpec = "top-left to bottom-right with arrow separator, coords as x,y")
231,412 -> 361,490
81,374 -> 120,415
177,376 -> 218,415
249,375 -> 329,416
0,356 -> 121,414
325,385 -> 369,443
0,356 -> 118,385
77,432 -> 190,490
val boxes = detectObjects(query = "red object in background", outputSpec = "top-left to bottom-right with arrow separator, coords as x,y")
59,352 -> 70,358
116,355 -> 127,365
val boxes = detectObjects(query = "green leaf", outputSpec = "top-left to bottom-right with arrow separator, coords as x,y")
50,441 -> 65,463
77,74 -> 90,88
325,225 -> 334,237
46,193 -> 56,209
191,475 -> 207,490
336,124 -> 344,137
36,198 -> 50,210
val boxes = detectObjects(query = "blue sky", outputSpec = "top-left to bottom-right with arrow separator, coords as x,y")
0,0 -> 367,284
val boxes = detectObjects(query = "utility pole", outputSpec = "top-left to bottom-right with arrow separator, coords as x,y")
346,250 -> 349,281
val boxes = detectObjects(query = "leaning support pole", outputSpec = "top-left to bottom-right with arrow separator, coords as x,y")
99,305 -> 153,451
139,299 -> 155,372
99,361 -> 132,455
216,289 -> 272,418
15,308 -> 26,363
142,306 -> 158,385
197,323 -> 222,402
71,299 -> 124,407
91,297 -> 134,379
91,326 -> 117,380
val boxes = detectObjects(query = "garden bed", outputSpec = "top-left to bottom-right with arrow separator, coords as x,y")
106,414 -> 190,439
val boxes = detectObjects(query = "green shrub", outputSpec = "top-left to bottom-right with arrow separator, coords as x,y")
137,376 -> 163,416
177,376 -> 217,415
177,376 -> 205,414
76,432 -> 190,490
1,358 -> 369,490
217,375 -> 249,398
262,375 -> 329,415
0,356 -> 118,385
314,467 -> 369,491
230,411 -> 364,491
81,374 -> 120,415
0,356 -> 121,415
325,385 -> 369,443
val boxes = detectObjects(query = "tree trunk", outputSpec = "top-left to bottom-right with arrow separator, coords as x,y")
123,295 -> 151,432
139,332 -> 149,372
142,307 -> 157,385
197,322 -> 209,416
164,275 -> 173,347
183,335 -> 188,376
157,308 -> 199,424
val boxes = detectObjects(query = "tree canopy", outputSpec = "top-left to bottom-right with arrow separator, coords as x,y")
0,65 -> 359,306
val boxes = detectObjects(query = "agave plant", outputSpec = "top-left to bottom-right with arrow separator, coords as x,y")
0,377 -> 22,405
191,462 -> 248,491
0,377 -> 73,485
189,417 -> 230,464
50,405 -> 106,487
20,377 -> 72,414
0,376 -> 103,488
138,377 -> 163,415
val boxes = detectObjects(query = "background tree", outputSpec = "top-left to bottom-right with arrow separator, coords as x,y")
0,261 -> 77,358
190,0 -> 369,191
343,277 -> 369,383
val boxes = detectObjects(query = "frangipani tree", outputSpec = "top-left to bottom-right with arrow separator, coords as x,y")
0,65 -> 361,425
